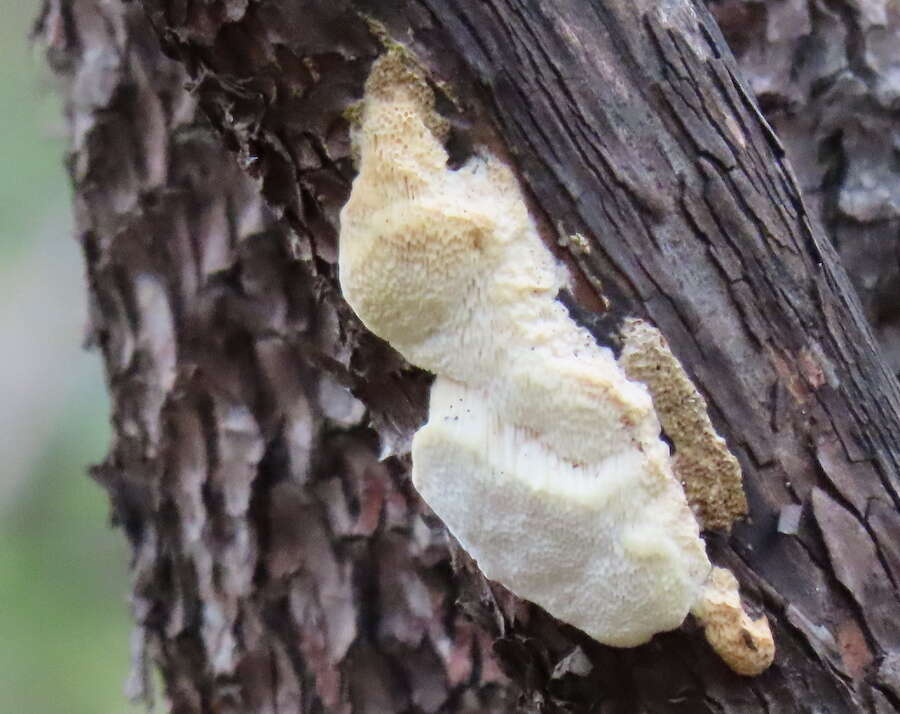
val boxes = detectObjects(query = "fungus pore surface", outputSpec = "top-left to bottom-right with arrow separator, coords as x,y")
619,318 -> 748,530
337,48 -> 773,674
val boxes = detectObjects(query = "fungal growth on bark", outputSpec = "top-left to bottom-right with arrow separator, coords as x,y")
619,318 -> 748,531
338,47 -> 774,675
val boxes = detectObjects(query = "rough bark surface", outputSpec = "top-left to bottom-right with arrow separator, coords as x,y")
710,0 -> 900,375
39,0 -> 900,713
37,2 -> 513,713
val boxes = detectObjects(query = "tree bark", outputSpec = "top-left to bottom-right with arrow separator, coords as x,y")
37,2 -> 510,712
38,1 -> 900,713
709,0 -> 900,376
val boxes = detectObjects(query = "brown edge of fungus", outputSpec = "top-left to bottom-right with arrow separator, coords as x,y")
618,318 -> 748,531
692,568 -> 775,676
618,319 -> 773,674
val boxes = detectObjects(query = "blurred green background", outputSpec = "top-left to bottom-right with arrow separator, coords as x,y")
0,2 -> 142,712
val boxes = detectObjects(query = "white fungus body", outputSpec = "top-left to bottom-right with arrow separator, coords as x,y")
414,377 -> 710,646
338,50 -> 772,671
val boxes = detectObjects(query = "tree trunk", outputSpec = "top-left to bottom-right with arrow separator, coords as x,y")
709,0 -> 900,376
37,0 -> 900,713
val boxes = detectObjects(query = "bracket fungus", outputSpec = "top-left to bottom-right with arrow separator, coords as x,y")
337,48 -> 774,675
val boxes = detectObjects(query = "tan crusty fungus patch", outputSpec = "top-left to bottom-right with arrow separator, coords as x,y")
337,45 -> 773,675
692,567 -> 775,676
619,318 -> 748,530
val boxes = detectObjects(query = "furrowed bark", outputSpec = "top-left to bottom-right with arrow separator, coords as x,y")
710,0 -> 900,376
40,0 -> 900,712
37,2 -> 513,712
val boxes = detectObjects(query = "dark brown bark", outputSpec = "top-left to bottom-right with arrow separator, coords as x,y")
39,0 -> 900,713
710,0 -> 900,375
37,2 -> 511,712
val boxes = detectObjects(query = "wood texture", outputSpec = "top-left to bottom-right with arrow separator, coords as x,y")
711,0 -> 900,375
37,2 -> 513,712
39,0 -> 900,712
